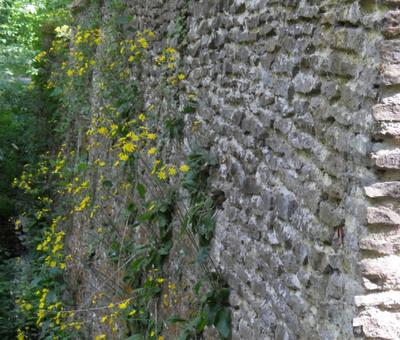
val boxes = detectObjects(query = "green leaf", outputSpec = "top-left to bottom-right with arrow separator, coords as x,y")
183,105 -> 196,113
126,335 -> 143,340
116,16 -> 131,25
137,183 -> 146,199
167,315 -> 187,324
215,307 -> 231,339
196,247 -> 209,265
102,180 -> 113,188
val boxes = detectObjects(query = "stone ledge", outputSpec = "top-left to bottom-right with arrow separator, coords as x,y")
377,122 -> 400,137
360,232 -> 400,255
365,181 -> 400,198
367,206 -> 400,226
355,291 -> 400,308
372,149 -> 400,169
373,102 -> 400,122
361,255 -> 400,290
353,309 -> 400,339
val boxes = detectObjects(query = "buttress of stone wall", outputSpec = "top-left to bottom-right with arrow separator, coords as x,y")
354,2 -> 400,339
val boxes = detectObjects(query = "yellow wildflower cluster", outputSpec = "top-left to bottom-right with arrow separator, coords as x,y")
13,159 -> 50,193
74,26 -> 101,46
64,27 -> 101,78
35,50 -> 47,63
36,216 -> 66,270
119,30 -> 155,63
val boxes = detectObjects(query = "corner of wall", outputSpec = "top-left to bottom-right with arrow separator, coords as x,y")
354,2 -> 400,339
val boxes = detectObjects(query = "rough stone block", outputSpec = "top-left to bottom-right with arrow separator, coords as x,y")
365,182 -> 400,198
372,149 -> 400,169
360,231 -> 400,255
373,101 -> 400,122
355,291 -> 400,308
293,73 -> 320,94
353,309 -> 400,339
361,255 -> 400,290
379,40 -> 400,65
381,64 -> 400,85
383,11 -> 400,38
367,206 -> 400,226
377,122 -> 400,137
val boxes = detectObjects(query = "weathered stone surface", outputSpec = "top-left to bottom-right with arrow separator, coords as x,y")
381,64 -> 400,85
377,122 -> 400,137
365,182 -> 400,198
360,231 -> 400,255
353,310 -> 400,339
367,206 -> 400,226
373,98 -> 400,122
355,291 -> 400,308
361,255 -> 400,290
383,11 -> 400,38
372,149 -> 400,169
379,40 -> 400,65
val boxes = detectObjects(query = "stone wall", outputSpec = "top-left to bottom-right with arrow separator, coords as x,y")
69,0 -> 400,338
179,1 -> 380,338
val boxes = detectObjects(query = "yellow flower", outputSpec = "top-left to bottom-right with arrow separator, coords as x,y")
148,147 -> 157,155
158,336 -> 165,340
95,335 -> 106,340
118,153 -> 129,161
127,131 -> 139,141
76,196 -> 90,212
128,309 -> 137,316
138,37 -> 148,49
128,55 -> 135,62
155,55 -> 166,64
147,133 -> 157,140
122,142 -> 136,153
165,47 -> 176,54
118,301 -> 128,310
168,167 -> 177,176
179,164 -> 190,172
156,278 -> 165,284
138,113 -> 145,122
177,73 -> 186,81
158,171 -> 167,180
97,127 -> 108,136
101,316 -> 108,323
108,303 -> 115,309
17,329 -> 25,340
66,69 -> 74,77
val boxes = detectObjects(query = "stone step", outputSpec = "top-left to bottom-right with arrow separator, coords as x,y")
353,309 -> 400,339
372,149 -> 400,169
361,255 -> 400,290
360,231 -> 400,255
365,182 -> 400,198
355,291 -> 400,308
367,206 -> 400,226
